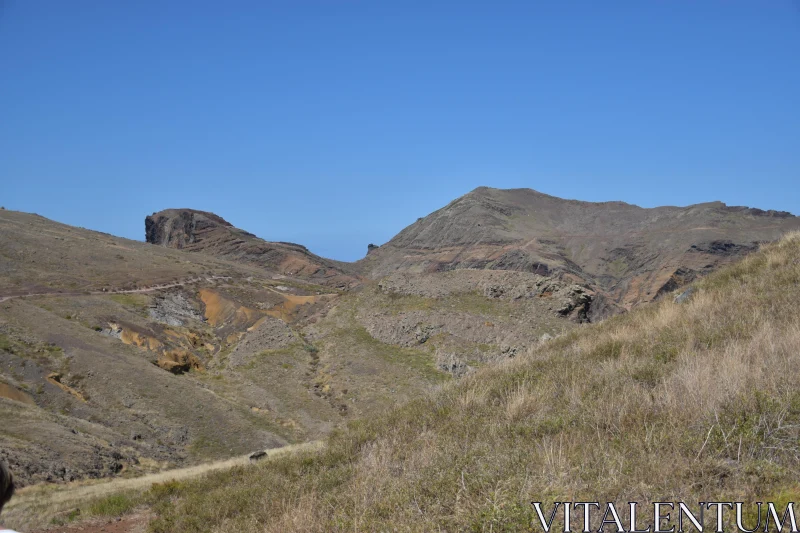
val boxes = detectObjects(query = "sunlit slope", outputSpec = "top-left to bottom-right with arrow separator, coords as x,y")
361,187 -> 800,312
0,210 -> 449,488
149,232 -> 800,532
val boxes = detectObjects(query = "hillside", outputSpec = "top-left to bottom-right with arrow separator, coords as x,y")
0,210 -> 439,488
48,231 -> 800,532
361,187 -> 800,313
3,192 -> 799,531
0,208 -> 589,495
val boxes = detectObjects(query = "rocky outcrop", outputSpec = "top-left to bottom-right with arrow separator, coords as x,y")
377,270 -> 598,323
145,209 -> 360,289
145,209 -> 234,249
149,293 -> 204,326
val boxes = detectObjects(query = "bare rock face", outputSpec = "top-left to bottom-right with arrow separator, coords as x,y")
360,187 -> 800,311
149,293 -> 204,326
145,209 -> 234,249
145,209 -> 360,289
377,269 -> 598,323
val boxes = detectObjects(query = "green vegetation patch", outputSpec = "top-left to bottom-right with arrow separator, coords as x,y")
108,293 -> 150,310
0,333 -> 12,352
337,325 -> 449,383
87,492 -> 139,516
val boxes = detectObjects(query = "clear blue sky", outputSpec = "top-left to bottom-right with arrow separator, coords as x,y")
1,1 -> 798,261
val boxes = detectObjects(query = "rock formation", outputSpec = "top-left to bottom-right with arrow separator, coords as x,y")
146,209 -> 359,289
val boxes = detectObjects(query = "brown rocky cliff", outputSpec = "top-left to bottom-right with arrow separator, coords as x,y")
145,209 -> 235,249
145,209 -> 360,289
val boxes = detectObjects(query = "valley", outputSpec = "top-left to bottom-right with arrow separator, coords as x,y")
1,188 -> 799,531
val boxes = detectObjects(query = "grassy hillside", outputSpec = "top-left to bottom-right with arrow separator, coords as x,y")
16,232 -> 800,532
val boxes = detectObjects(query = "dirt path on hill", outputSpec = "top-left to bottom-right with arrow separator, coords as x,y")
11,441 -> 322,532
0,276 -> 232,303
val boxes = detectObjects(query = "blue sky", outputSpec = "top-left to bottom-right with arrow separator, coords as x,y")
1,1 -> 798,261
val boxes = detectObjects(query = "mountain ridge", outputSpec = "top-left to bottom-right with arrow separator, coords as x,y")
1,187 -> 799,507
145,208 -> 360,289
143,188 -> 800,316
359,186 -> 800,310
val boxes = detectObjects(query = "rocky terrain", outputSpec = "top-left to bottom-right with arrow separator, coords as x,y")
360,187 -> 800,312
0,208 -> 585,488
90,229 -> 800,533
2,188 -> 798,493
145,209 -> 359,289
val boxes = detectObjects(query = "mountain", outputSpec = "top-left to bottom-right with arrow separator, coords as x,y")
145,209 -> 360,289
0,210 -> 442,488
361,187 -> 800,314
2,187 -> 799,525
1,207 -> 589,494
146,190 -> 800,322
30,230 -> 800,533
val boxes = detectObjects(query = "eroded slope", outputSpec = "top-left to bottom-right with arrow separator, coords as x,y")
361,187 -> 800,310
145,209 -> 359,289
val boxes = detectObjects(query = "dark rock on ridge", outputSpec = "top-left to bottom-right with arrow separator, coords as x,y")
145,209 -> 360,289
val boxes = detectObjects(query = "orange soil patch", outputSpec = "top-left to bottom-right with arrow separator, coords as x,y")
264,293 -> 321,322
120,329 -> 164,351
0,382 -> 35,405
46,373 -> 87,402
226,332 -> 243,344
111,324 -> 206,374
163,328 -> 202,349
157,348 -> 204,374
198,288 -> 236,326
198,288 -> 263,327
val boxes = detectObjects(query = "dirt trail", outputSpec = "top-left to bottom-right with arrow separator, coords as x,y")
0,276 -> 232,303
8,441 -> 322,532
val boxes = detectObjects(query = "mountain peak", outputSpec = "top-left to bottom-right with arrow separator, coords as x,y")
363,188 -> 800,309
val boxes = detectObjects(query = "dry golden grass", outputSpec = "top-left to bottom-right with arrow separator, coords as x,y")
14,232 -> 800,532
3,442 -> 322,530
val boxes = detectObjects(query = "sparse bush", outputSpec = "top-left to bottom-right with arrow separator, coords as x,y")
87,493 -> 138,516
302,343 -> 318,354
